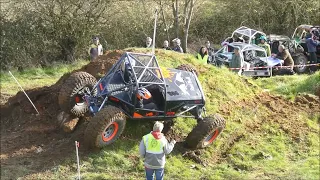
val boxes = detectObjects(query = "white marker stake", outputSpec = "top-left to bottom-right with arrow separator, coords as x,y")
8,71 -> 40,115
151,8 -> 158,55
75,141 -> 81,180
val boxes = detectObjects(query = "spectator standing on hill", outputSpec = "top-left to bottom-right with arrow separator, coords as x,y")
306,29 -> 320,73
172,38 -> 184,53
88,36 -> 103,61
205,41 -> 215,63
162,40 -> 171,50
139,121 -> 176,180
145,37 -> 153,48
197,47 -> 209,65
229,47 -> 242,75
205,41 -> 215,56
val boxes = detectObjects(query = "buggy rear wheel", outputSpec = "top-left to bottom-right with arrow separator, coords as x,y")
185,114 -> 226,149
84,106 -> 126,149
176,64 -> 198,76
58,71 -> 97,117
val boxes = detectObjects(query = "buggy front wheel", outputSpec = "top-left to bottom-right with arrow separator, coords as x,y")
84,106 -> 126,149
185,114 -> 226,149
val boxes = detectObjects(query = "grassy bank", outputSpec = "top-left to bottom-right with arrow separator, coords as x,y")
0,60 -> 89,95
1,49 -> 319,180
254,72 -> 320,100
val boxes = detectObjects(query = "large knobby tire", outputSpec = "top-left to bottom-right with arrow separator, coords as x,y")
176,64 -> 198,76
84,106 -> 126,149
58,71 -> 97,117
185,114 -> 226,149
293,54 -> 308,74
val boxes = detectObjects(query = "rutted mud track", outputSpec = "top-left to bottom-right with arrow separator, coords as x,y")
1,50 -> 319,178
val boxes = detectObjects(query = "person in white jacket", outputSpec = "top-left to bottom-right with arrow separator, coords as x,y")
139,121 -> 176,180
172,38 -> 184,53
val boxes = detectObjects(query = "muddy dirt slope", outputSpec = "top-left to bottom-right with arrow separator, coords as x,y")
0,50 -> 123,178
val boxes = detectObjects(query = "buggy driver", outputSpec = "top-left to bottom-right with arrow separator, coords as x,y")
120,58 -> 157,109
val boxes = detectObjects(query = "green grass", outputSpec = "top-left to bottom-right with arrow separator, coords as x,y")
1,49 -> 319,180
254,72 -> 320,99
0,60 -> 89,95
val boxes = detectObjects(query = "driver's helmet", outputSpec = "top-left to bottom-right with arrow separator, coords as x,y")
259,36 -> 267,41
137,87 -> 152,100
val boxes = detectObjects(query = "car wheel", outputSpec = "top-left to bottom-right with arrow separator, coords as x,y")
58,72 -> 97,117
185,114 -> 226,149
84,106 -> 126,149
293,54 -> 308,74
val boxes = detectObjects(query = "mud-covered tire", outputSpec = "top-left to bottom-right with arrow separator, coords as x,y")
58,71 -> 97,117
185,114 -> 226,149
176,64 -> 198,76
84,106 -> 126,149
293,54 -> 308,74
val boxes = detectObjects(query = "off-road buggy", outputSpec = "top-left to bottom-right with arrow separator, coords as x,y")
223,26 -> 266,45
267,24 -> 320,73
58,52 -> 226,149
211,42 -> 282,77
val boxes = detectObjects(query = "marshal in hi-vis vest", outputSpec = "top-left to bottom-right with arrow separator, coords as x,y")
143,134 -> 164,154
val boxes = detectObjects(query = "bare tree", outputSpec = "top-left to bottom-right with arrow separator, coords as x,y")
181,0 -> 195,53
172,0 -> 179,38
159,0 -> 171,42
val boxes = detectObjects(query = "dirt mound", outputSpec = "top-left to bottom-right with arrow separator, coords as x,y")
79,50 -> 123,78
295,93 -> 320,105
0,50 -> 123,179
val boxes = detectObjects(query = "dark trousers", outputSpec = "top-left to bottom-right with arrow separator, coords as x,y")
309,52 -> 318,71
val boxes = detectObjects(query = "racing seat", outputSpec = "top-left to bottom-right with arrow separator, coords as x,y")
134,85 -> 165,111
146,85 -> 165,110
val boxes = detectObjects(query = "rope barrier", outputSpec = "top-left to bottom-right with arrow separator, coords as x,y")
228,63 -> 320,70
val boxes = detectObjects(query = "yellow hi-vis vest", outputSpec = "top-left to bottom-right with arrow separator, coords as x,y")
197,54 -> 208,65
143,133 -> 164,154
